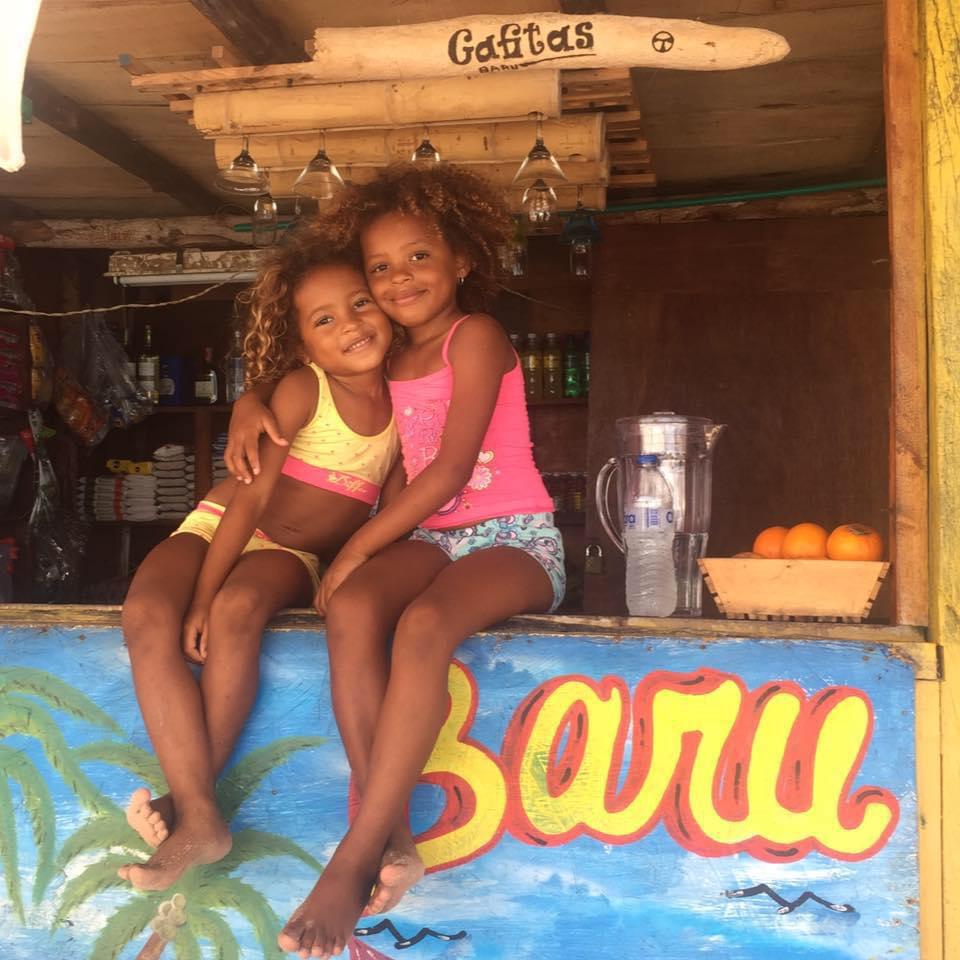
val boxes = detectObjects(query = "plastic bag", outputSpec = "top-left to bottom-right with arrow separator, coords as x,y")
61,313 -> 151,429
26,410 -> 86,601
0,430 -> 27,513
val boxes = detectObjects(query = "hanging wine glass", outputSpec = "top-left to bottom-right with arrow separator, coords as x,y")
560,185 -> 601,277
251,192 -> 279,248
214,135 -> 269,195
411,127 -> 441,165
513,112 -> 566,187
497,218 -> 528,277
293,131 -> 345,201
521,178 -> 558,229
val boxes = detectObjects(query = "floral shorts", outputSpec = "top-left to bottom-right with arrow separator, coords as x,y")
410,512 -> 566,612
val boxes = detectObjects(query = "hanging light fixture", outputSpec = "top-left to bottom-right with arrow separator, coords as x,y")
214,135 -> 269,195
513,112 -> 566,187
521,178 -> 558,230
560,185 -> 602,277
293,131 -> 345,201
411,127 -> 441,165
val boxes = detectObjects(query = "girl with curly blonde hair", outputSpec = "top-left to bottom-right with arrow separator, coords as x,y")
118,223 -> 400,893
228,164 -> 565,958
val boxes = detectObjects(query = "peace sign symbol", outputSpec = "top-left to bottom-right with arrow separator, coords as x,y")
651,31 -> 675,53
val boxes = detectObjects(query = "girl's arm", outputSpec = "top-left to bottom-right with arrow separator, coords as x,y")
224,379 -> 287,483
183,370 -> 313,661
316,315 -> 508,609
377,455 -> 407,510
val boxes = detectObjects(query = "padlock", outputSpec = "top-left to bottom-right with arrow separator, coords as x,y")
585,543 -> 604,575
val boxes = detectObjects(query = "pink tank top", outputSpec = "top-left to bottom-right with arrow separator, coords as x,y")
389,317 -> 553,529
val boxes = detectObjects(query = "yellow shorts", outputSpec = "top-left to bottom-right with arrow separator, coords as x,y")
172,500 -> 322,595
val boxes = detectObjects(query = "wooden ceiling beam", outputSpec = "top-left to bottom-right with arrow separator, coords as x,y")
0,197 -> 39,227
188,0 -> 306,65
559,1 -> 608,12
21,73 -> 219,213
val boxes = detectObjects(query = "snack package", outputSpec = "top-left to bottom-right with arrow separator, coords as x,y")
61,313 -> 151,429
54,367 -> 109,447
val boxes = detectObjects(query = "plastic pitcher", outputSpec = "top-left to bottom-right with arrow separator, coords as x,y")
596,412 -> 725,616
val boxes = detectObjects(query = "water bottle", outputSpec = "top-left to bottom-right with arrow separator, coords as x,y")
624,454 -> 677,617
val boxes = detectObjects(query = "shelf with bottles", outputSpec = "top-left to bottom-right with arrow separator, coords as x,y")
528,397 -> 588,408
511,330 -> 591,405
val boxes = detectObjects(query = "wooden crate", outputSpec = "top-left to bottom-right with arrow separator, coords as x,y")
699,557 -> 890,623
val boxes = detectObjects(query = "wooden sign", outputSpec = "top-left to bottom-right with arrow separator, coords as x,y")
311,13 -> 791,83
0,618 -> 919,959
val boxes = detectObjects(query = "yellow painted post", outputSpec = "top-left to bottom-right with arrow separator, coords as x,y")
925,0 -> 960,956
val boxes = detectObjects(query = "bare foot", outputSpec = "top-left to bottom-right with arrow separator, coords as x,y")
365,835 -> 424,916
118,810 -> 231,891
278,857 -> 374,958
125,787 -> 174,847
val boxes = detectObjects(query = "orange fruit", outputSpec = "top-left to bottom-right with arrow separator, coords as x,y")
781,522 -> 828,559
753,526 -> 789,558
827,523 -> 884,561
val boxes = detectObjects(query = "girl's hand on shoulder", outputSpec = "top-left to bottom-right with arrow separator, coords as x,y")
314,549 -> 370,615
225,390 -> 287,484
181,601 -> 211,664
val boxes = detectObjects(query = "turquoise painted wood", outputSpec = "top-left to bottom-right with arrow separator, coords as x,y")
0,624 -> 917,959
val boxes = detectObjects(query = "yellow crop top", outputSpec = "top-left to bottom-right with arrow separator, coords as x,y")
280,362 -> 399,505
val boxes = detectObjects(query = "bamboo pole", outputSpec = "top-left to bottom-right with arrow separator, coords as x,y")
309,14 -> 790,81
192,71 -> 561,137
215,115 -> 605,169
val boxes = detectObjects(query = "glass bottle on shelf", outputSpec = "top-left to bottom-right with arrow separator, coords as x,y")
563,334 -> 582,398
121,322 -> 137,383
520,333 -> 542,401
542,333 -> 562,400
136,323 -> 159,404
194,346 -> 219,404
225,328 -> 246,403
582,332 -> 591,396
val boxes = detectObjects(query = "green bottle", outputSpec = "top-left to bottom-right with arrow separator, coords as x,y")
563,335 -> 582,398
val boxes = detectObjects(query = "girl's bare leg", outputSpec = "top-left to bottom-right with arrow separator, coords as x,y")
118,534 -> 218,886
280,546 -> 553,958
121,548 -> 311,890
325,541 -> 449,916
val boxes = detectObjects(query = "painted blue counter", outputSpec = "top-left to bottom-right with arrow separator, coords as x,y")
0,608 -> 929,960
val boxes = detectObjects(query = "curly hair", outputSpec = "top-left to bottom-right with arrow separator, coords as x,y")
235,222 -> 362,385
326,163 -> 513,313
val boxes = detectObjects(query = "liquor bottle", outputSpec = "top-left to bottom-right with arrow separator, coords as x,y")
542,332 -> 562,399
563,334 -> 582,398
225,328 -> 246,403
582,331 -> 591,396
121,322 -> 137,383
520,332 -> 542,401
136,323 -> 159,403
194,346 -> 219,404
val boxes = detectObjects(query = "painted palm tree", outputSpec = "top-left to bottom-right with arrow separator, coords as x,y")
53,734 -> 327,960
0,665 -> 124,922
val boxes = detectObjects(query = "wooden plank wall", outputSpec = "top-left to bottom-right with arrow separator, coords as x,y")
924,0 -> 960,955
584,216 -> 891,616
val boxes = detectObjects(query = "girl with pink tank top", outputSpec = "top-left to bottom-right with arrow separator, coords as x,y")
227,165 -> 564,959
